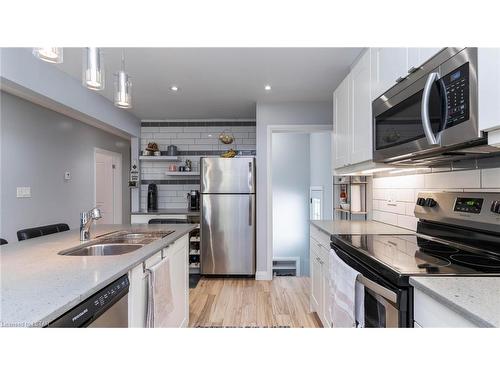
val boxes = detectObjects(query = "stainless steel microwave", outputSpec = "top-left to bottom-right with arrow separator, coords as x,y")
372,48 -> 497,166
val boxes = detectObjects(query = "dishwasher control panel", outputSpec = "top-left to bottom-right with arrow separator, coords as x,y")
47,274 -> 129,328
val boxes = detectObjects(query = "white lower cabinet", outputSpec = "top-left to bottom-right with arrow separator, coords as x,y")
309,226 -> 332,328
413,288 -> 478,328
128,234 -> 189,327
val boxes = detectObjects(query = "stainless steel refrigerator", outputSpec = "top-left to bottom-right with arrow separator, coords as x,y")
200,157 -> 256,275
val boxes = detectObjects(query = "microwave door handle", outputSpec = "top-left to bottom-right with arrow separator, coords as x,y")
421,72 -> 440,145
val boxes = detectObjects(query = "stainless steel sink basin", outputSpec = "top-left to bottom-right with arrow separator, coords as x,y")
61,243 -> 143,256
59,230 -> 175,256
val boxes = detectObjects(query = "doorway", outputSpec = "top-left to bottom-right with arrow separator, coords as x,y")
269,127 -> 332,279
94,148 -> 122,224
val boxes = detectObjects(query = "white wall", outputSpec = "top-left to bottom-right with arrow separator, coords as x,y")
256,101 -> 333,279
310,132 -> 333,220
372,167 -> 500,230
272,133 -> 311,276
0,92 -> 131,243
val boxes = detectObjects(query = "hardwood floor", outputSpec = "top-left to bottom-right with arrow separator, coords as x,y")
189,276 -> 322,328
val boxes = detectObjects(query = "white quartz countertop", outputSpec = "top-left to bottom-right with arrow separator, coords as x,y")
310,220 -> 415,236
0,224 -> 195,327
410,277 -> 500,328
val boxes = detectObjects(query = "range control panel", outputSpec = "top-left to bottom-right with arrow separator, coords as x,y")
442,62 -> 470,128
414,192 -> 500,234
454,197 -> 484,214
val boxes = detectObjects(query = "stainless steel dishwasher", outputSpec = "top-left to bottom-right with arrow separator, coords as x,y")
47,275 -> 129,328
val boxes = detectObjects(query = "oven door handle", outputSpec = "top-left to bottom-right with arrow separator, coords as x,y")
357,274 -> 398,304
421,72 -> 440,146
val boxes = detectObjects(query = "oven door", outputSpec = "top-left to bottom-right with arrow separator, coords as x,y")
332,244 -> 411,328
372,48 -> 479,164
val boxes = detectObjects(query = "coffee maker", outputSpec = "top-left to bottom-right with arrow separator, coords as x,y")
147,184 -> 158,211
187,190 -> 200,211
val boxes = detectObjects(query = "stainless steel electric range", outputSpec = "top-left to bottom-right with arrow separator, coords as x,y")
330,191 -> 500,328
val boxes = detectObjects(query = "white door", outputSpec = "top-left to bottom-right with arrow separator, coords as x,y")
350,49 -> 372,165
371,48 -> 408,100
332,75 -> 350,169
95,149 -> 122,224
310,187 -> 323,220
407,48 -> 441,71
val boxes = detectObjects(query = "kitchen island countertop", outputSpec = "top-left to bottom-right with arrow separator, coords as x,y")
0,224 -> 195,327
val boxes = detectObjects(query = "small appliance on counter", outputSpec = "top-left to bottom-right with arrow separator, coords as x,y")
187,190 -> 200,211
147,183 -> 158,212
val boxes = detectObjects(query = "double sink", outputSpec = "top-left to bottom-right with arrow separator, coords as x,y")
59,231 -> 174,256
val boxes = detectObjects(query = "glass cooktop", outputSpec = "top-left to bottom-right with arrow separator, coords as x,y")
334,234 -> 500,276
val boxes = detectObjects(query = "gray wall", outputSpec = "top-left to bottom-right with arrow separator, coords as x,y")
310,132 -> 333,220
256,101 -> 333,278
272,133 -> 311,276
0,48 -> 141,138
0,92 -> 131,243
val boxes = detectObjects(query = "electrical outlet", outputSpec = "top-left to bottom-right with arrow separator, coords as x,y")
16,187 -> 31,198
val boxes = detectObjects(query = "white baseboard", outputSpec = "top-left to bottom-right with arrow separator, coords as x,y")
255,271 -> 272,280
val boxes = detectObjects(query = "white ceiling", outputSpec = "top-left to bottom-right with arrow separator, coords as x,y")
56,48 -> 363,120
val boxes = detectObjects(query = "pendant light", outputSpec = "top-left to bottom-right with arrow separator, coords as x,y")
32,48 -> 63,63
114,51 -> 132,108
83,47 -> 105,90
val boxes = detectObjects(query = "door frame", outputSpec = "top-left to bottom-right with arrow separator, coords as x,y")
265,124 -> 332,280
94,147 -> 123,224
309,185 -> 324,220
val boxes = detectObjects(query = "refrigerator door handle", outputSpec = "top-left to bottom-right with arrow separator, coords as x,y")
248,195 -> 253,226
248,161 -> 254,192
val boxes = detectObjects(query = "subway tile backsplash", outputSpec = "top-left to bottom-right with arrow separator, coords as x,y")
140,120 -> 256,210
372,167 -> 500,231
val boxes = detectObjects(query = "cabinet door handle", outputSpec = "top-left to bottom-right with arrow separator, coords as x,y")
407,66 -> 421,74
395,76 -> 406,83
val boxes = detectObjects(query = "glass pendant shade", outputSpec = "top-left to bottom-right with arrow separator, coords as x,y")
32,47 -> 63,63
114,70 -> 132,108
83,47 -> 105,90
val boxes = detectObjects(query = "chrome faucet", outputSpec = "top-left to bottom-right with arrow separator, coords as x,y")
80,207 -> 102,241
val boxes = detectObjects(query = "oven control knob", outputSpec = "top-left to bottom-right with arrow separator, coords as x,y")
424,198 -> 437,207
491,200 -> 500,214
416,198 -> 426,206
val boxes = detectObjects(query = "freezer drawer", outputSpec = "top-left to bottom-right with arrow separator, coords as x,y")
201,194 -> 256,275
201,157 -> 255,194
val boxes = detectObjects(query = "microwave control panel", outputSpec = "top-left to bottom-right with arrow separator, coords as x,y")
442,63 -> 470,127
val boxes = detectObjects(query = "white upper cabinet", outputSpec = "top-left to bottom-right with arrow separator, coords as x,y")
332,74 -> 351,169
478,48 -> 500,135
350,50 -> 372,165
371,48 -> 408,100
407,48 -> 442,72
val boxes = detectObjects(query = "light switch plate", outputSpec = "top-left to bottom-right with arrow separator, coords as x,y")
16,187 -> 31,198
64,171 -> 71,180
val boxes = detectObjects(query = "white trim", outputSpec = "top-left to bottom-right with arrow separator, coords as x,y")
265,124 -> 332,280
94,147 -> 123,225
255,271 -> 270,281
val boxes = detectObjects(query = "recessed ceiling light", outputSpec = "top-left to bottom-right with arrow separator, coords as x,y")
264,85 -> 272,91
170,85 -> 179,92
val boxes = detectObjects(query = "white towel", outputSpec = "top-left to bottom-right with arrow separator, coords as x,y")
146,257 -> 175,328
329,250 -> 365,328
